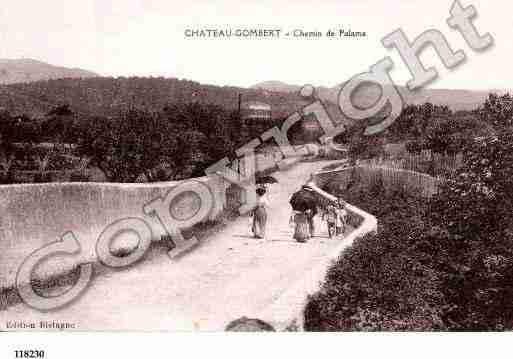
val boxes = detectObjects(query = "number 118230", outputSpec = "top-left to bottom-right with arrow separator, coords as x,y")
14,350 -> 44,358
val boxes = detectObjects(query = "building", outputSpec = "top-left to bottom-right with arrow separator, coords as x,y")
241,101 -> 272,121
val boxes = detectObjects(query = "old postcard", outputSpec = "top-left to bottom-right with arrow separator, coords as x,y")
0,1 -> 512,347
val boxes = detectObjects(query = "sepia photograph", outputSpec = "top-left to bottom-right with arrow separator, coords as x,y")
0,0 -> 513,355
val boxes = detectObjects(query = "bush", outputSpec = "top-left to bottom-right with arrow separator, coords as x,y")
305,133 -> 513,331
33,172 -> 53,183
405,140 -> 424,154
305,186 -> 446,331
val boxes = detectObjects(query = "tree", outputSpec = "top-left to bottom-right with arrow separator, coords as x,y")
425,117 -> 452,155
0,138 -> 16,184
344,122 -> 384,165
428,130 -> 513,329
387,103 -> 452,142
480,93 -> 513,129
405,139 -> 424,154
76,109 -> 190,182
73,102 -> 237,182
41,104 -> 75,144
31,144 -> 55,183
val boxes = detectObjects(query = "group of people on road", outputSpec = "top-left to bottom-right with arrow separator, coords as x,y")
249,183 -> 348,243
289,185 -> 347,243
321,198 -> 347,239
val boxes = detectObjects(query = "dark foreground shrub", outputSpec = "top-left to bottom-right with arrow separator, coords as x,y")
304,189 -> 447,331
306,131 -> 513,330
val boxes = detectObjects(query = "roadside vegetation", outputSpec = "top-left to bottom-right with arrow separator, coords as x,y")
305,94 -> 513,330
0,102 -> 294,183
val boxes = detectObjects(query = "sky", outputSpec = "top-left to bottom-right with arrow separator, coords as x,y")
0,0 -> 510,90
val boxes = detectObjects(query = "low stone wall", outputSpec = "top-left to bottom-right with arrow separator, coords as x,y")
0,154 -> 306,293
0,175 -> 233,290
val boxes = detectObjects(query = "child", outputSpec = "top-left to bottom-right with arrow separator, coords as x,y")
322,203 -> 338,238
336,199 -> 347,236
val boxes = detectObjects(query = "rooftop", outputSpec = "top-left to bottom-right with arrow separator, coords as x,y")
241,101 -> 271,111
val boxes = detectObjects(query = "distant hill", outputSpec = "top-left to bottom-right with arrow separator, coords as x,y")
0,59 -> 98,85
251,81 -> 303,93
0,77 -> 312,119
253,81 -> 494,111
0,73 -> 497,124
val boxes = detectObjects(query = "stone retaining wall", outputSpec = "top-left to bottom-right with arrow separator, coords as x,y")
0,176 -> 229,289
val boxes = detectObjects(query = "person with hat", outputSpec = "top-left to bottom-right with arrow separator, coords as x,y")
251,187 -> 270,239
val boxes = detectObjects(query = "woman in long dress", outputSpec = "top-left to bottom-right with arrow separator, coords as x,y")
291,209 -> 311,243
252,187 -> 269,239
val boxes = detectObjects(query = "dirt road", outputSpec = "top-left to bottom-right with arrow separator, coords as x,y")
2,160 -> 347,331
